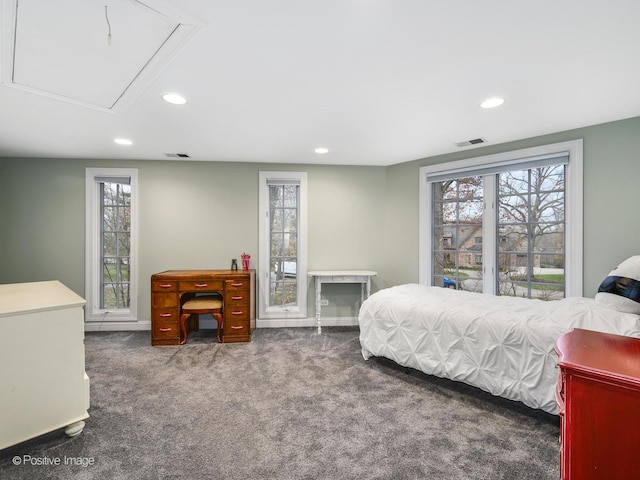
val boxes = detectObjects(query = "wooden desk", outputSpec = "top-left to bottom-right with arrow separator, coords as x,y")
151,270 -> 255,345
555,328 -> 640,480
308,270 -> 377,333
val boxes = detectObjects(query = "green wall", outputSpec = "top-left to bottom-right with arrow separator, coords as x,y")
1,115 -> 638,326
383,115 -> 640,296
0,159 -> 386,322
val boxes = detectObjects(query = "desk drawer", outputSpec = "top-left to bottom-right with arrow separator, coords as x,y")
224,319 -> 250,335
226,292 -> 249,307
152,315 -> 180,339
225,279 -> 250,291
330,275 -> 361,282
179,280 -> 224,292
153,308 -> 179,322
153,292 -> 179,308
225,308 -> 249,321
152,281 -> 178,292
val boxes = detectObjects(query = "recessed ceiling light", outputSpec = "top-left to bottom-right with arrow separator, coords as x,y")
161,92 -> 188,105
314,147 -> 329,154
480,97 -> 505,109
113,138 -> 133,146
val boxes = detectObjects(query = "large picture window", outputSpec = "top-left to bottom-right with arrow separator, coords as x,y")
420,140 -> 583,299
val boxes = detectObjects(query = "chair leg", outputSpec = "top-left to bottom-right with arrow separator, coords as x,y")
213,313 -> 223,343
179,312 -> 191,345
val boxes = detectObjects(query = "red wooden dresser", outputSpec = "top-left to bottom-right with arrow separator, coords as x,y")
555,328 -> 640,480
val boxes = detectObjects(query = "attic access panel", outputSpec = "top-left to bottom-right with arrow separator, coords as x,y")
1,0 -> 199,112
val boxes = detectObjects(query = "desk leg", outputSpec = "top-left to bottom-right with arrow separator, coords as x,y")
360,279 -> 371,305
315,277 -> 322,334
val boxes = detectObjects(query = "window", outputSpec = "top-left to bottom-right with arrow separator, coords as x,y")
497,163 -> 566,299
85,168 -> 138,321
432,175 -> 484,291
258,172 -> 307,319
419,140 -> 583,299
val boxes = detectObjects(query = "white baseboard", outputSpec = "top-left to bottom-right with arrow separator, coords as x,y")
167,317 -> 359,330
84,320 -> 151,332
83,317 -> 359,332
256,316 -> 359,329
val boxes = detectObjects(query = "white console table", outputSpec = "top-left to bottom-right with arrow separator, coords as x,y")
308,270 -> 377,333
0,281 -> 90,450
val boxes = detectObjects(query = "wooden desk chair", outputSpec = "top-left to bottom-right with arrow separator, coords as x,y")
180,294 -> 223,344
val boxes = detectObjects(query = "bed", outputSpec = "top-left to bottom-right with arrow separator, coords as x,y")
359,282 -> 640,414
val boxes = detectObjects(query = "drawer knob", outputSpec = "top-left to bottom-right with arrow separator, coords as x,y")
231,311 -> 244,315
231,296 -> 243,300
231,325 -> 244,330
195,283 -> 208,288
159,327 -> 172,332
160,313 -> 171,317
231,282 -> 244,287
159,284 -> 172,288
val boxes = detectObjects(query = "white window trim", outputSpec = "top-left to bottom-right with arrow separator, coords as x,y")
258,171 -> 308,319
85,167 -> 139,322
419,139 -> 583,297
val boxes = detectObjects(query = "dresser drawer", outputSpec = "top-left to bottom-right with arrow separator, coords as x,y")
152,292 -> 179,308
179,280 -> 224,292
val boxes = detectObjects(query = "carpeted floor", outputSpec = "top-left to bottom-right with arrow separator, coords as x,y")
0,327 -> 560,479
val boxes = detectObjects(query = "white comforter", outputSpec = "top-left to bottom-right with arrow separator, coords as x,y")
359,284 -> 640,414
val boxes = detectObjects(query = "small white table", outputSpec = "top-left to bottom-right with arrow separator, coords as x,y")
308,270 -> 377,334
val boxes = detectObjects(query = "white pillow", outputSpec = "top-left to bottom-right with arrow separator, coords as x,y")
595,256 -> 640,314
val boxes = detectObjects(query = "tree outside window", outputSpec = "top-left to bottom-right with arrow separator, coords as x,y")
100,181 -> 131,309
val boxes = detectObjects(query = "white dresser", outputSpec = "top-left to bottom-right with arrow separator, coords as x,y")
0,281 -> 90,450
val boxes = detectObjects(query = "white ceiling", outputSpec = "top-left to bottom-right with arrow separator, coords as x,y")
1,0 -> 639,166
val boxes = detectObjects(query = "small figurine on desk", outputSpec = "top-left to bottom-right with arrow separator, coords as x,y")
241,253 -> 251,270
231,259 -> 238,271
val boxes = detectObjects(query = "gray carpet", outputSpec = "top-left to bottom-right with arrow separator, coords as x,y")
0,327 -> 560,479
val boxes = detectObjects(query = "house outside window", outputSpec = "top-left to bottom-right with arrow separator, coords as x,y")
419,140 -> 583,299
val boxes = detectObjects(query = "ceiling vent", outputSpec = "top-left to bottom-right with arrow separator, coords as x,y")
454,138 -> 487,148
165,153 -> 190,158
